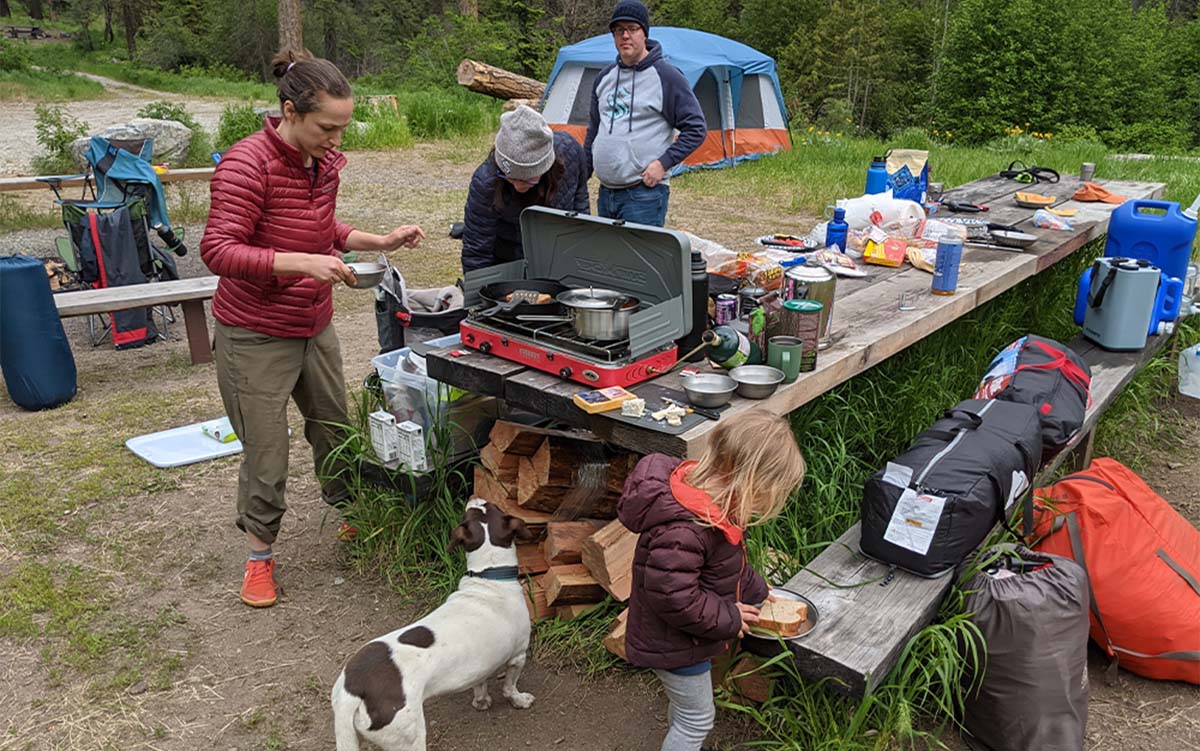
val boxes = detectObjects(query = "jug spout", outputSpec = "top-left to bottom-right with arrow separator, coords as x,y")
1184,192 -> 1200,221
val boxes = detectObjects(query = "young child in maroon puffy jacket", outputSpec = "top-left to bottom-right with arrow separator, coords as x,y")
617,411 -> 806,751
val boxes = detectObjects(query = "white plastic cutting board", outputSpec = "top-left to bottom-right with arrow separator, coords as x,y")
126,421 -> 244,468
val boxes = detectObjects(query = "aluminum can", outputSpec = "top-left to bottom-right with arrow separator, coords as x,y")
932,237 -> 963,295
714,294 -> 738,325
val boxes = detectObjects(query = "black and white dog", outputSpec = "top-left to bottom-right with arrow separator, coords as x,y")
331,498 -> 536,750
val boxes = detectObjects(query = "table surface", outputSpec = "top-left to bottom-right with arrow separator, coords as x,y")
427,174 -> 1166,458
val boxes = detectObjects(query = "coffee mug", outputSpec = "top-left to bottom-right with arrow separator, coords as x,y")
767,336 -> 803,384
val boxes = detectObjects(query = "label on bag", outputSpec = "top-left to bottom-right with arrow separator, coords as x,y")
883,488 -> 946,555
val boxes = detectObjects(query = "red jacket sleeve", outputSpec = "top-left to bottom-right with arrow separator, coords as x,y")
334,220 -> 354,252
200,153 -> 276,282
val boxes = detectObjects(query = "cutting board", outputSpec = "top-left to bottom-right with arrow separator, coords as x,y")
598,381 -> 731,435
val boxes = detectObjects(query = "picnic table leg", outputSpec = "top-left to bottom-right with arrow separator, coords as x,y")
181,299 -> 212,365
1068,428 -> 1096,473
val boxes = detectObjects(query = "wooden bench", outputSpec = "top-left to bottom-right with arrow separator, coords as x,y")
53,276 -> 219,365
0,167 -> 215,194
764,332 -> 1175,697
5,25 -> 47,39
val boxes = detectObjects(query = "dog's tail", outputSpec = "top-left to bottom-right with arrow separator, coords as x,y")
331,675 -> 362,751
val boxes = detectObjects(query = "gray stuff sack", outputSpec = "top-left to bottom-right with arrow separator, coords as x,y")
961,545 -> 1089,751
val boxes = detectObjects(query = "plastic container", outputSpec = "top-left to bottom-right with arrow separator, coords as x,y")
865,156 -> 888,195
1180,344 -> 1200,399
825,207 -> 849,251
1103,199 -> 1198,284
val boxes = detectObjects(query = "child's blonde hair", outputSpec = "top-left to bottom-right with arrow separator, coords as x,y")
685,410 -> 806,530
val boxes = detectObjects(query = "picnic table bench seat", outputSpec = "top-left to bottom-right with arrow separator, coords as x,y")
759,332 -> 1177,697
53,276 -> 219,365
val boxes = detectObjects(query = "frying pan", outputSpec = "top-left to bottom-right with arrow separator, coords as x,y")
478,279 -> 567,318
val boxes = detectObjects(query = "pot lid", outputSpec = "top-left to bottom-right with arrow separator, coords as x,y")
558,287 -> 628,309
787,264 -> 835,282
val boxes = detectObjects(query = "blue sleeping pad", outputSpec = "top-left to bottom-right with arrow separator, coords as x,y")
0,255 -> 77,410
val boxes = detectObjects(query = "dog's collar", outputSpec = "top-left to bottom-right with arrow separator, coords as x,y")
466,566 -> 520,581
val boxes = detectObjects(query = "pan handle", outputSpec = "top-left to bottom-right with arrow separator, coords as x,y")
516,315 -> 573,323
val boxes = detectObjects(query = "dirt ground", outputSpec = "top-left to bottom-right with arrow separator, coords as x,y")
1,83 -> 1197,750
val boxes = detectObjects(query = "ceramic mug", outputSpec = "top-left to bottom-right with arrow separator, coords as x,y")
767,336 -> 803,384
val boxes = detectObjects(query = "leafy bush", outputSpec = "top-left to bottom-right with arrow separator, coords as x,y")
889,126 -> 934,151
0,39 -> 32,73
1054,124 -> 1106,147
340,100 -> 415,151
136,101 -> 214,167
216,102 -> 264,150
32,104 -> 90,175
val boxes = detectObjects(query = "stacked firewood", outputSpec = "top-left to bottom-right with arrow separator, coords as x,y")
473,421 -> 641,645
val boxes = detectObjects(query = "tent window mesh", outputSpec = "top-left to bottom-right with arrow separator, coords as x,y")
737,75 -> 766,129
694,71 -> 721,131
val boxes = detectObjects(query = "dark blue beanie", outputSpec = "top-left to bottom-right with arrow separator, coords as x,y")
609,0 -> 650,36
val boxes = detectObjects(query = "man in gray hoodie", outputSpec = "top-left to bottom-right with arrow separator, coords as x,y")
585,0 -> 707,227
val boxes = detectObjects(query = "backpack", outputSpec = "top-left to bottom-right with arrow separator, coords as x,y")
860,399 -> 1043,577
1031,459 -> 1200,684
975,335 -> 1091,460
962,545 -> 1089,751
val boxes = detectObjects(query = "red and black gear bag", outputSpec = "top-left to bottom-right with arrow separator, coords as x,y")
976,335 -> 1092,460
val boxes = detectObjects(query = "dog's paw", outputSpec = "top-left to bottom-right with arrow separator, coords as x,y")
472,694 -> 493,711
506,691 -> 535,709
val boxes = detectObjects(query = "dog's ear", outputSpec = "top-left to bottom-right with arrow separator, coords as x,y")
448,518 -> 486,553
506,516 -> 534,543
447,524 -> 468,554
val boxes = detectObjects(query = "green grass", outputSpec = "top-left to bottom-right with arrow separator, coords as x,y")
0,196 -> 61,232
0,67 -> 106,101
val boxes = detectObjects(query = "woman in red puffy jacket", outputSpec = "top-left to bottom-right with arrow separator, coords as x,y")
200,48 -> 426,609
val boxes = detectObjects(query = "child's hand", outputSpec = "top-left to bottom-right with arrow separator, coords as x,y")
737,602 -> 761,637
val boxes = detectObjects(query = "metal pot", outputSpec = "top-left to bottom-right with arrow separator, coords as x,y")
557,287 -> 639,341
782,264 -> 836,349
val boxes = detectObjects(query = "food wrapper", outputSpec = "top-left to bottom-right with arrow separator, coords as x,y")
807,249 -> 868,278
863,237 -> 907,268
711,251 -> 786,290
907,247 -> 936,273
1033,209 -> 1073,231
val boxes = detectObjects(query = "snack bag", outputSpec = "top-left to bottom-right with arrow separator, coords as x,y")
863,238 -> 907,267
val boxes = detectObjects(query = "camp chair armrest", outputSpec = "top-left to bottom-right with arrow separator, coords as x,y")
36,173 -> 88,184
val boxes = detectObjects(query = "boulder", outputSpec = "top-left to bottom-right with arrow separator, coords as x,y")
70,119 -> 193,169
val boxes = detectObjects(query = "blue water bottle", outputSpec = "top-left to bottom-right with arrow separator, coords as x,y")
865,155 -> 888,195
826,207 -> 849,252
932,237 -> 963,295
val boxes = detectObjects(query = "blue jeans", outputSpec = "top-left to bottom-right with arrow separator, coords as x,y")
598,183 -> 670,227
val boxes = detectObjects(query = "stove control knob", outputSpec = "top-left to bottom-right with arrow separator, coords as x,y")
464,332 -> 475,344
500,337 -> 509,346
479,341 -> 492,354
581,370 -> 600,382
546,352 -> 555,361
558,367 -> 572,379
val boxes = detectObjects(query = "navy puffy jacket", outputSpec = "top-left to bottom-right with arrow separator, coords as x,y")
462,131 -> 590,274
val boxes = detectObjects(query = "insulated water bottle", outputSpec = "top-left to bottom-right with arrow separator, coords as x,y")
866,156 -> 888,195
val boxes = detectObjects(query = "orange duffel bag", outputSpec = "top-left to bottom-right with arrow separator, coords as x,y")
1031,458 -> 1200,683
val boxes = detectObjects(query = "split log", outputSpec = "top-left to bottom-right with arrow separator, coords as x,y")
543,564 -> 607,606
516,442 -> 636,517
522,575 -> 555,622
726,654 -> 772,704
581,519 -> 638,602
603,608 -> 629,662
457,59 -> 545,102
472,465 -> 516,502
557,602 -> 602,621
480,443 -> 520,485
487,420 -> 601,455
475,466 -> 552,536
544,520 -> 606,565
516,542 -> 549,576
502,98 -> 539,112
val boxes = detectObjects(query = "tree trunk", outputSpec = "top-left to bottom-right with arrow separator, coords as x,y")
0,0 -> 12,19
457,0 -> 477,19
277,0 -> 303,53
121,0 -> 137,56
102,0 -> 115,43
456,59 -> 546,101
27,0 -> 44,20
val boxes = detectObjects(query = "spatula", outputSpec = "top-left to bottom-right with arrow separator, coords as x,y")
480,289 -> 543,317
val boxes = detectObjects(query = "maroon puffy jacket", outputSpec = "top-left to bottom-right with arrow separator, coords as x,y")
200,116 -> 354,338
618,454 -> 769,670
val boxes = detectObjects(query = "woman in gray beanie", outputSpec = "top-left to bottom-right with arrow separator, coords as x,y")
462,104 -> 590,273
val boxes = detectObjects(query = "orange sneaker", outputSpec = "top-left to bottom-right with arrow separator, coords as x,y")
241,559 -> 277,607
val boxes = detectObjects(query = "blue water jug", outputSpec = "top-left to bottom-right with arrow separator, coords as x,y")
1103,199 -> 1197,284
865,156 -> 888,195
0,255 -> 77,410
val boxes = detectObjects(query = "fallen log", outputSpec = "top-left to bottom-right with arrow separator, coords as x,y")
457,59 -> 545,101
581,519 -> 638,602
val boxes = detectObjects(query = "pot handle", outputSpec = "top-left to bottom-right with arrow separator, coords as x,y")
516,315 -> 573,322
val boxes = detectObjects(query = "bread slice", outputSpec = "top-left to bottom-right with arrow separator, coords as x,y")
756,599 -> 808,637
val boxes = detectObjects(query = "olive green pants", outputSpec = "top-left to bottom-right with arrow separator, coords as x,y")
214,320 -> 349,544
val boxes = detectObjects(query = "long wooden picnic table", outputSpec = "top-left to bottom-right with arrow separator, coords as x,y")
0,167 -> 215,193
427,173 -> 1165,458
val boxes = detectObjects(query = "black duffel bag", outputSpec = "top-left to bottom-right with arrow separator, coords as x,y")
860,399 -> 1043,577
975,335 -> 1091,461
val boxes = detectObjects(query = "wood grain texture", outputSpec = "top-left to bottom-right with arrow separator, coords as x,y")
544,520 -> 607,565
543,563 -> 607,606
54,275 -> 218,316
603,608 -> 630,662
581,519 -> 638,602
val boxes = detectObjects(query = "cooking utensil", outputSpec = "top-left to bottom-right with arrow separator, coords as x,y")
681,373 -> 737,408
477,279 -> 567,318
346,260 -> 387,289
743,587 -> 819,644
944,200 -> 989,213
729,365 -> 785,399
662,395 -> 720,421
555,287 -> 640,341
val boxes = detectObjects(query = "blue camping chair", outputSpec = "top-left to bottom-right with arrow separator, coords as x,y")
39,136 -> 189,347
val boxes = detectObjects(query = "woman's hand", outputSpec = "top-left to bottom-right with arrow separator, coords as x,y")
736,602 -> 761,637
305,254 -> 357,286
381,225 -> 427,250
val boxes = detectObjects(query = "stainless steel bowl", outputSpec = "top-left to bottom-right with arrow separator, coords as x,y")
346,261 -> 387,289
991,230 -> 1038,249
682,373 -> 737,408
729,365 -> 785,399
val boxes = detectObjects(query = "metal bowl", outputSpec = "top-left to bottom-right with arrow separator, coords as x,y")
346,261 -> 387,289
991,230 -> 1038,249
682,373 -> 737,408
729,365 -> 785,399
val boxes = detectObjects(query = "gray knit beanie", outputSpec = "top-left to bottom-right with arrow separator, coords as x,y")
494,105 -> 556,181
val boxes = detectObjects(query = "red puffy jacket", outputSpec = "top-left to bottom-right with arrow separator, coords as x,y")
201,117 -> 354,338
